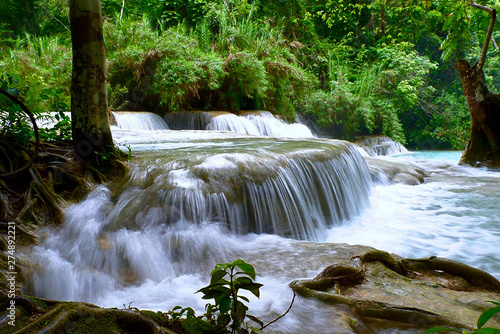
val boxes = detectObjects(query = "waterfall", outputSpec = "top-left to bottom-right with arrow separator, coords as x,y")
25,137 -> 372,301
207,111 -> 314,138
106,138 -> 370,240
112,111 -> 169,130
206,113 -> 260,135
354,136 -> 408,156
164,111 -> 212,130
164,111 -> 314,138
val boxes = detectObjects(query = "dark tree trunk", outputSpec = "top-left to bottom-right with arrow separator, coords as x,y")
457,60 -> 500,167
69,0 -> 115,165
457,2 -> 500,168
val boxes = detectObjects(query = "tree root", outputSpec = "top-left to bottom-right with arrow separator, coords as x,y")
290,250 -> 500,330
357,250 -> 500,293
28,167 -> 64,225
0,190 -> 13,220
290,279 -> 473,330
8,299 -> 177,334
353,250 -> 408,275
403,256 -> 500,293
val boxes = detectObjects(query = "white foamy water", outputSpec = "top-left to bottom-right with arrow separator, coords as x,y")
19,118 -> 500,333
328,151 -> 500,279
112,111 -> 169,130
202,111 -> 315,138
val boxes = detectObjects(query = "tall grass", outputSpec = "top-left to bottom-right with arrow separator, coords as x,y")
0,33 -> 71,112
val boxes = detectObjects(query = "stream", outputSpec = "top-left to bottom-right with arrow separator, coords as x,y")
20,112 -> 500,333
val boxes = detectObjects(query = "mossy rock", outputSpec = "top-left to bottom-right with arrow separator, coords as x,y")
290,249 -> 500,332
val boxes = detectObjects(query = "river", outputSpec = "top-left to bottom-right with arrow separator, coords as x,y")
21,112 -> 500,333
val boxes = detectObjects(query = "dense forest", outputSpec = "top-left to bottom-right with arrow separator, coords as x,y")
1,0 -> 500,149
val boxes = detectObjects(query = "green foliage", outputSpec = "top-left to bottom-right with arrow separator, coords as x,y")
197,259 -> 263,334
0,74 -> 71,144
3,0 -> 498,149
300,42 -> 436,143
37,88 -> 71,141
105,13 -> 313,118
142,260 -> 264,334
423,301 -> 500,333
141,306 -> 226,334
0,33 -> 71,112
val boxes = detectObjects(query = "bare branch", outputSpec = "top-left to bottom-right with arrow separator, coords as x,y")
468,1 -> 496,70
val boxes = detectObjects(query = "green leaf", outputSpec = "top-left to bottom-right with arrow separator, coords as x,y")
477,306 -> 500,329
213,263 -> 230,272
237,263 -> 256,278
217,314 -> 231,327
198,286 -> 231,299
219,296 -> 232,314
234,280 -> 263,298
422,327 -> 460,333
474,328 -> 500,334
487,301 -> 500,307
239,295 -> 250,302
210,269 -> 228,284
232,260 -> 256,279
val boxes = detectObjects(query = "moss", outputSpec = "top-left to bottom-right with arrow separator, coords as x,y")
25,296 -> 49,311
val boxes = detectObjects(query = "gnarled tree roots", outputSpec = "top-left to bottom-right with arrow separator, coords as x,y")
0,296 -> 176,334
290,250 -> 500,332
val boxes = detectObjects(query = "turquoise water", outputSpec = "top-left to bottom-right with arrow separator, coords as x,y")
23,117 -> 500,334
328,150 -> 500,279
403,150 -> 462,164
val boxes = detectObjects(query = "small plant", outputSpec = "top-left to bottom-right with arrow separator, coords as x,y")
423,301 -> 500,333
197,259 -> 264,334
168,306 -> 197,320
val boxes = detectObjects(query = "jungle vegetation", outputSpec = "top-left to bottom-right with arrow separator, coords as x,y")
1,0 -> 500,149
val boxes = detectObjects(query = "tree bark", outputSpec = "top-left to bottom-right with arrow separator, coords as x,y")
457,60 -> 500,167
69,0 -> 115,165
457,2 -> 500,168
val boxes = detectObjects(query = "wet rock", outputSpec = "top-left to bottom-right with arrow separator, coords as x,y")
364,157 -> 428,185
290,248 -> 500,332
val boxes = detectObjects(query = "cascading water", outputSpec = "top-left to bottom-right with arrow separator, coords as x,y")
207,111 -> 315,138
20,112 -> 500,333
164,110 -> 314,138
354,135 -> 409,156
25,135 -> 372,302
112,111 -> 169,130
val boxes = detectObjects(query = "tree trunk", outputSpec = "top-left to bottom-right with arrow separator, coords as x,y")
457,60 -> 500,167
69,0 -> 115,165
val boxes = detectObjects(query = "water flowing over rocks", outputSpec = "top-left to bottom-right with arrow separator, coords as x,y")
354,136 -> 408,157
3,244 -> 499,333
112,111 -> 170,130
364,156 -> 428,185
164,110 -> 314,137
2,111 -> 499,334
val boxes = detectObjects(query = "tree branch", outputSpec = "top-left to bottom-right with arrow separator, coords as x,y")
0,88 -> 40,178
468,1 -> 496,70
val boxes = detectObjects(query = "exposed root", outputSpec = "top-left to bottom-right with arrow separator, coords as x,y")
403,256 -> 500,293
352,250 -> 407,275
28,167 -> 64,225
290,278 -> 473,330
6,299 -> 176,334
358,250 -> 500,293
291,250 -> 500,330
